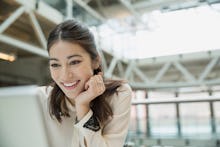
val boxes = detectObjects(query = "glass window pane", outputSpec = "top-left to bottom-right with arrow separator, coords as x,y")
149,104 -> 177,137
214,102 -> 220,134
179,102 -> 211,137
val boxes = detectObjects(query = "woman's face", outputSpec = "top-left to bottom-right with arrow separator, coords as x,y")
49,41 -> 99,100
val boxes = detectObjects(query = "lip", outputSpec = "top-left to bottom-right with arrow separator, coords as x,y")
62,80 -> 80,90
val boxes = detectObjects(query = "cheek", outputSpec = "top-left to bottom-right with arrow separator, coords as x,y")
78,66 -> 94,79
50,69 -> 59,81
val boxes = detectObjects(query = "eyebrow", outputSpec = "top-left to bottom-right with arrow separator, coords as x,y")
49,54 -> 82,61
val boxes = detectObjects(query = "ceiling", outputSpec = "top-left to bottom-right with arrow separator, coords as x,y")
42,0 -> 220,27
0,0 -> 220,92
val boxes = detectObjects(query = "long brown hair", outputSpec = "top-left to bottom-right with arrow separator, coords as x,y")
47,20 -> 124,124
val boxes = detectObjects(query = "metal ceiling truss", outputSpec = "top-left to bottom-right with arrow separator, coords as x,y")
74,0 -> 106,22
119,0 -> 145,25
65,0 -> 73,19
0,5 -> 48,57
0,35 -> 48,57
99,49 -> 220,90
1,1 -> 220,91
132,0 -> 220,12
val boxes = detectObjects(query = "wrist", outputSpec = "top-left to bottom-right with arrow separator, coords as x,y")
75,103 -> 90,121
75,100 -> 90,108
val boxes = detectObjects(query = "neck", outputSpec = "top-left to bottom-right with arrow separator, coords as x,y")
65,96 -> 75,106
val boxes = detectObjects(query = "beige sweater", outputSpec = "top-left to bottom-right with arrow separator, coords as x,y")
38,84 -> 132,147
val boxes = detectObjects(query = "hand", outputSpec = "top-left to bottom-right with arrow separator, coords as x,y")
75,72 -> 106,107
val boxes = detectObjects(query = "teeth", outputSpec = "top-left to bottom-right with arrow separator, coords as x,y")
63,81 -> 78,87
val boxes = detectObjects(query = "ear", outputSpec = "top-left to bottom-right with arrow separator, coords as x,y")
92,56 -> 101,69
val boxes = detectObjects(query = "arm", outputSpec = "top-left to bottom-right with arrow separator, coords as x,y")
74,84 -> 132,147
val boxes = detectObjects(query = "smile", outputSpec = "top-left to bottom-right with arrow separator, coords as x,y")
62,80 -> 80,90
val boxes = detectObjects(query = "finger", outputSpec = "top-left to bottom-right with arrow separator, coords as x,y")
96,78 -> 104,88
95,74 -> 104,83
95,77 -> 105,93
92,75 -> 100,83
88,76 -> 105,95
84,81 -> 90,90
97,72 -> 103,76
92,77 -> 102,88
85,83 -> 89,90
100,84 -> 105,92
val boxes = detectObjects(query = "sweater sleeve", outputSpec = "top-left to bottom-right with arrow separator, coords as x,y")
74,84 -> 132,147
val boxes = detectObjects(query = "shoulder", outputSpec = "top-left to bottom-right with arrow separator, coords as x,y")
116,83 -> 132,96
37,86 -> 53,100
116,83 -> 132,103
109,83 -> 132,115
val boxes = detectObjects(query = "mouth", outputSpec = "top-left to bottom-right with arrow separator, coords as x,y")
62,80 -> 80,90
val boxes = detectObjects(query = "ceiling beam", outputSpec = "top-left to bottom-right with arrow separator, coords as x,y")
119,0 -> 146,25
0,6 -> 25,34
74,0 -> 106,22
0,34 -> 48,58
199,57 -> 219,82
173,61 -> 196,82
130,79 -> 220,89
133,0 -> 194,10
153,62 -> 171,82
28,10 -> 47,49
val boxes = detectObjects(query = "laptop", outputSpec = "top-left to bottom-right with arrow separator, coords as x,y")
0,85 -> 50,147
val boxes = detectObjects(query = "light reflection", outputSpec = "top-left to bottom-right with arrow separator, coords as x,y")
98,4 -> 220,59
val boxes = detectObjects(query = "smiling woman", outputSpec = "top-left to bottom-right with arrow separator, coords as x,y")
49,42 -> 96,101
38,20 -> 132,147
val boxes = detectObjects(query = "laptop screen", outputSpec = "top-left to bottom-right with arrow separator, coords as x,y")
0,85 -> 50,147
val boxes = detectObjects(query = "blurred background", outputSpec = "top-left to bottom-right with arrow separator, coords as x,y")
1,0 -> 220,146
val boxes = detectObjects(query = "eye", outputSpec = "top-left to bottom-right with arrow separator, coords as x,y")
70,60 -> 81,65
50,63 -> 60,68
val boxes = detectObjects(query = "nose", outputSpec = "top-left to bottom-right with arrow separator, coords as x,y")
60,66 -> 73,82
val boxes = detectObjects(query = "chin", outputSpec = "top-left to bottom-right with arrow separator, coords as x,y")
65,92 -> 78,100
